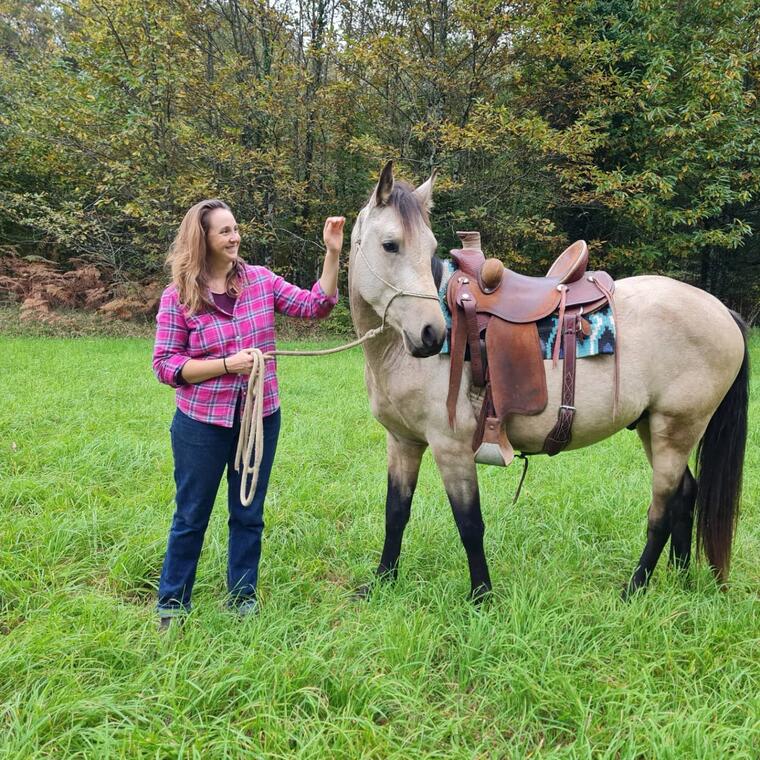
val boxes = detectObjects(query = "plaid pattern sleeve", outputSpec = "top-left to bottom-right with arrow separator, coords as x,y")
270,272 -> 338,318
153,286 -> 191,388
152,265 -> 338,427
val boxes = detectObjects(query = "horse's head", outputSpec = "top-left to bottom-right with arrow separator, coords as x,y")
350,161 -> 446,357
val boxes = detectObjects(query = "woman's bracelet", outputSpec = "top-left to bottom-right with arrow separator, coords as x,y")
223,357 -> 229,373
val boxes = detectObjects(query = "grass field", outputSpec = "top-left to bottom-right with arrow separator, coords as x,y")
1,331 -> 758,758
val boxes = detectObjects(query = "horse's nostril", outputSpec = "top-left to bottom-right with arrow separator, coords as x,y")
421,324 -> 442,349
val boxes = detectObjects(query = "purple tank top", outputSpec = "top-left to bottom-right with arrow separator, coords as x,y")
212,291 -> 236,315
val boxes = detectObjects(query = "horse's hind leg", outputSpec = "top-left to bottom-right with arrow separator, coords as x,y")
355,433 -> 426,598
668,467 -> 696,571
636,419 -> 697,573
430,440 -> 492,602
625,413 -> 703,598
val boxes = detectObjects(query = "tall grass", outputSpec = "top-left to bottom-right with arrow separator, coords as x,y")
1,332 -> 758,758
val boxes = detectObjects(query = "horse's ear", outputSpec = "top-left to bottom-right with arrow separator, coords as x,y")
413,168 -> 437,212
373,160 -> 394,207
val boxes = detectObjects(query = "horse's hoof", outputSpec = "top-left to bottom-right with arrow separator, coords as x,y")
351,582 -> 374,602
470,584 -> 492,605
621,578 -> 648,602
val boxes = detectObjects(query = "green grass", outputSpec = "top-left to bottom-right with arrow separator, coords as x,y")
1,331 -> 758,758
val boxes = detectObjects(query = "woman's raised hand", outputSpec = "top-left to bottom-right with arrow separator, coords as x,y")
323,216 -> 345,257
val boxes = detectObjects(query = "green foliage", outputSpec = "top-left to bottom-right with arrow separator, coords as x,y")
437,0 -> 760,284
0,0 -> 758,316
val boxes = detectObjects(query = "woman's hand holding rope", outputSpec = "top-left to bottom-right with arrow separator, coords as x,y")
224,349 -> 272,375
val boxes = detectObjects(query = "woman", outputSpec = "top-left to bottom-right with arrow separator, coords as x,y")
152,199 -> 342,627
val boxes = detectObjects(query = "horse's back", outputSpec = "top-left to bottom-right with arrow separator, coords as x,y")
616,274 -> 740,329
615,275 -> 744,373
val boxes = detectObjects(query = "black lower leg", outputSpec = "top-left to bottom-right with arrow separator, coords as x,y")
624,514 -> 670,599
376,474 -> 414,579
668,468 -> 696,571
449,490 -> 492,601
353,474 -> 415,600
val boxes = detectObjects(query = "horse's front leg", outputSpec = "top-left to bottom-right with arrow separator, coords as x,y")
354,432 -> 426,598
430,438 -> 492,602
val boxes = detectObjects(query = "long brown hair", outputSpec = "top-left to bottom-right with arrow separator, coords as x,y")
166,199 -> 242,315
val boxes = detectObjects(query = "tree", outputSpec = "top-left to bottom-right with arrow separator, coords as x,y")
1,0 -> 757,317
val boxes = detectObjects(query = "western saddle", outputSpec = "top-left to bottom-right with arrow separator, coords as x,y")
446,232 -> 617,467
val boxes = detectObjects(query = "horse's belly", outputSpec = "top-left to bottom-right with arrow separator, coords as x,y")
505,353 -> 647,453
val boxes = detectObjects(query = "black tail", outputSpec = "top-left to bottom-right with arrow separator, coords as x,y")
695,312 -> 750,584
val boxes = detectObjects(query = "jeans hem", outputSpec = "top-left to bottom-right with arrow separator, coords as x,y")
156,604 -> 190,617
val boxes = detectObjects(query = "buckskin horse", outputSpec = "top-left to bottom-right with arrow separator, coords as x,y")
349,161 -> 749,601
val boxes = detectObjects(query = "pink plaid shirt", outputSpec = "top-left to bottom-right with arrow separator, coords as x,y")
153,263 -> 338,426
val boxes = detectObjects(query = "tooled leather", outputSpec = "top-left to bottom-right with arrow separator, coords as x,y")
462,295 -> 485,387
450,248 -> 486,279
474,271 -> 614,324
446,241 -> 616,462
487,319 -> 548,417
446,294 -> 469,427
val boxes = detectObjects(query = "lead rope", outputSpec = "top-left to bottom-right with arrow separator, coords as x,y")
234,243 -> 440,506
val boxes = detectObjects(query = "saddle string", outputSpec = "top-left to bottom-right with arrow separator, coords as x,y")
512,454 -> 530,505
551,286 -> 568,368
235,241 -> 440,506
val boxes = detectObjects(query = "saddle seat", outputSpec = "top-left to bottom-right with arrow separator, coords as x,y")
446,232 -> 617,468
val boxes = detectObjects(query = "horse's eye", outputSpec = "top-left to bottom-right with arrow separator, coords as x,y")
382,241 -> 399,253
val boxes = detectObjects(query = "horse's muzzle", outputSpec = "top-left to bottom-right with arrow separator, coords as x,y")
406,323 -> 445,357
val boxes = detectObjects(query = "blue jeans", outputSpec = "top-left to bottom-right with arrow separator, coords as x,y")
157,405 -> 281,613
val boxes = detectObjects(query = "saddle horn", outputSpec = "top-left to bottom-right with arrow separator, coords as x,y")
453,231 -> 505,292
479,258 -> 505,293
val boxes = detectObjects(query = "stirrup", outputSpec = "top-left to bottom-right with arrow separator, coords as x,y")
474,417 -> 514,466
